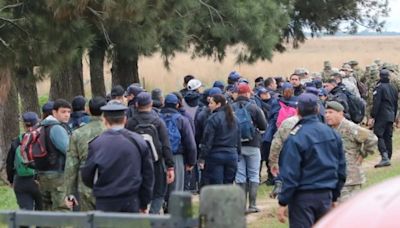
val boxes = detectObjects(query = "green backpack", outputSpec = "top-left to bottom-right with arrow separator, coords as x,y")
14,134 -> 36,177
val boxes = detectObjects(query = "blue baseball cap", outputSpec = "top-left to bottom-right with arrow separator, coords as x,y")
305,87 -> 320,96
42,101 -> 54,114
257,87 -> 269,96
208,87 -> 223,96
319,88 -> 328,97
282,82 -> 293,90
213,81 -> 225,90
136,92 -> 152,107
228,71 -> 241,81
164,94 -> 179,105
297,93 -> 318,111
21,112 -> 39,125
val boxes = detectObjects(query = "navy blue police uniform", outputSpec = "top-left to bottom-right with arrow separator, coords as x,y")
81,101 -> 154,213
278,94 -> 346,228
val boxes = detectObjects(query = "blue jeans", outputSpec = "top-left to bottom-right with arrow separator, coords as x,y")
236,146 -> 261,184
203,152 -> 238,185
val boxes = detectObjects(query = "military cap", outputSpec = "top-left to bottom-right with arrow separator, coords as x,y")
297,93 -> 318,110
348,60 -> 359,66
341,64 -> 353,72
326,101 -> 344,112
292,68 -> 307,76
101,100 -> 128,117
324,61 -> 331,67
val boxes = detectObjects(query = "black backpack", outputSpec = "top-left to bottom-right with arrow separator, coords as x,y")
130,117 -> 162,162
343,90 -> 366,124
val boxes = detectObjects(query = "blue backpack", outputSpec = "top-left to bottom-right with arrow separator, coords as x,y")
233,102 -> 256,142
160,113 -> 182,154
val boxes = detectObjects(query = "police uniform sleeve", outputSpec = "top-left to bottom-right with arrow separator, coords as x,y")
277,136 -> 302,206
158,120 -> 174,168
138,141 -> 155,210
354,126 -> 378,158
180,117 -> 197,166
64,133 -> 80,195
80,141 -> 97,189
333,132 -> 347,202
199,116 -> 216,160
371,86 -> 382,119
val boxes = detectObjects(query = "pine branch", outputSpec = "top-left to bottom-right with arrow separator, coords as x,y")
198,0 -> 224,25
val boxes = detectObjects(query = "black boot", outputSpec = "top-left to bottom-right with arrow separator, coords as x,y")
247,182 -> 260,214
375,152 -> 391,168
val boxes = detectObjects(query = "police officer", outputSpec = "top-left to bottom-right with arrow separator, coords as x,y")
277,93 -> 346,228
81,100 -> 154,213
372,69 -> 399,168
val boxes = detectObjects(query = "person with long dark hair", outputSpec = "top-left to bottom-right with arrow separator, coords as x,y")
199,94 -> 241,185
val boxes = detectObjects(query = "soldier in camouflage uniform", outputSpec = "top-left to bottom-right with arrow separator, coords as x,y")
63,97 -> 107,211
348,60 -> 364,81
321,61 -> 333,81
325,101 -> 377,202
363,65 -> 380,123
268,115 -> 300,176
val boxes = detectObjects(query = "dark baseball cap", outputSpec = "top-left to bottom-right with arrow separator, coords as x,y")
297,93 -> 318,110
42,101 -> 54,114
21,112 -> 39,125
71,95 -> 86,111
208,87 -> 223,96
136,92 -> 152,107
164,94 -> 179,105
125,85 -> 144,97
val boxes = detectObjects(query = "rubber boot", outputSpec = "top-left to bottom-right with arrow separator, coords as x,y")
375,152 -> 391,168
236,183 -> 248,209
247,182 -> 260,214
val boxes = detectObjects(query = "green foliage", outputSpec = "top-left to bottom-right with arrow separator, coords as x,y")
0,186 -> 17,210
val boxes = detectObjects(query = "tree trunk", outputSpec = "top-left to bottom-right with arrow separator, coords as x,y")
50,59 -> 84,102
89,42 -> 106,97
0,68 -> 19,183
15,67 -> 40,114
111,51 -> 140,89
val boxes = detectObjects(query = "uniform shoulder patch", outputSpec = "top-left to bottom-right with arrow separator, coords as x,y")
290,124 -> 302,135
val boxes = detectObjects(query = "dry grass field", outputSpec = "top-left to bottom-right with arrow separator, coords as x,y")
37,36 -> 400,96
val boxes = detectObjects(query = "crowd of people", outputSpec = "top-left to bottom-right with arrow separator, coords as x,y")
5,59 -> 400,227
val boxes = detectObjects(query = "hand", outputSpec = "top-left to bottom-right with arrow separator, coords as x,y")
166,169 -> 175,184
396,118 -> 400,128
356,155 -> 363,165
332,201 -> 339,208
367,118 -> 374,128
185,165 -> 194,172
198,160 -> 205,170
277,206 -> 288,224
64,195 -> 79,209
139,208 -> 148,214
271,165 -> 279,177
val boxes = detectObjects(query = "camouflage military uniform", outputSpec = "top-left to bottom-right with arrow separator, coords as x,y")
333,118 -> 378,202
268,115 -> 300,169
321,61 -> 333,81
365,66 -> 380,118
64,116 -> 105,211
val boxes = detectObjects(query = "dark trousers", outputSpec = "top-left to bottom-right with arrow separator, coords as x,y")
288,190 -> 332,228
13,176 -> 42,211
203,152 -> 237,185
374,121 -> 393,159
96,195 -> 139,213
260,142 -> 273,180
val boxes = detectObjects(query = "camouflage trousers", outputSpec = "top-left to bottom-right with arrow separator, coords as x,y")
37,172 -> 69,211
78,191 -> 95,211
339,184 -> 362,203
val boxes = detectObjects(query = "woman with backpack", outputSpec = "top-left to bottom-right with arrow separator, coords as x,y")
5,112 -> 42,211
199,94 -> 241,185
262,82 -> 297,185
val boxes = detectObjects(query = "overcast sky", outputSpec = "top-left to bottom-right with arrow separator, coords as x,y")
385,0 -> 400,31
